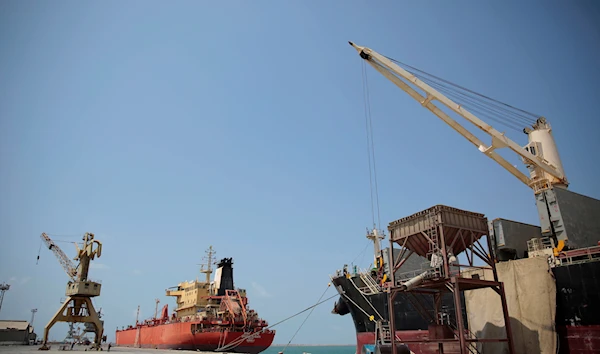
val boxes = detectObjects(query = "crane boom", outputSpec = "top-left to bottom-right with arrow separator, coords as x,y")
349,42 -> 568,193
40,233 -> 77,280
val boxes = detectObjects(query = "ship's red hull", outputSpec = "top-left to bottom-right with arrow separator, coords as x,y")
557,325 -> 600,354
357,331 -> 461,354
357,326 -> 600,353
115,322 -> 275,354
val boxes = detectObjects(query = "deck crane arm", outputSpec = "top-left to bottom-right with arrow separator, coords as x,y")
40,233 -> 78,281
348,42 -> 568,193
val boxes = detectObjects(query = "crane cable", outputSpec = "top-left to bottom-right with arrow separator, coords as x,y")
361,60 -> 382,231
344,60 -> 385,272
280,283 -> 331,353
36,238 -> 43,265
36,233 -> 83,265
351,240 -> 372,266
386,55 -> 540,122
380,54 -> 541,135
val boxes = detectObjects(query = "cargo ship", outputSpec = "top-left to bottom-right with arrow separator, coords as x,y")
332,205 -> 600,354
115,247 -> 275,353
329,42 -> 600,354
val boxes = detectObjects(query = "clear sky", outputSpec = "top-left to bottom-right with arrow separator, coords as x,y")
1,0 -> 599,346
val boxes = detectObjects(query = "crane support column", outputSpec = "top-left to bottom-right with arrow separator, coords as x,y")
41,297 -> 103,350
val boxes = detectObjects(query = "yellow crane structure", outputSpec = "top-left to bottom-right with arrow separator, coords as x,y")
38,232 -> 105,350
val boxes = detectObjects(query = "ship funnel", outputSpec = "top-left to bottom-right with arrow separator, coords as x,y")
214,258 -> 234,296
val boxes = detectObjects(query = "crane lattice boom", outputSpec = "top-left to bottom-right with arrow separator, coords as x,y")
40,233 -> 77,280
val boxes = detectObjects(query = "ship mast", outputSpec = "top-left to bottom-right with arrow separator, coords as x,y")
199,246 -> 216,283
366,227 -> 385,268
154,299 -> 160,319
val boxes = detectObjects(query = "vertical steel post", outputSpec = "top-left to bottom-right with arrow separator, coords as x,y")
389,289 -> 397,354
452,279 -> 466,353
389,229 -> 397,354
486,229 -> 500,282
499,283 -> 515,354
389,230 -> 395,281
434,293 -> 444,354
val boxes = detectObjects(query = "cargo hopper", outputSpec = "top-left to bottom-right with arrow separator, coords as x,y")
115,247 -> 275,353
329,42 -> 600,354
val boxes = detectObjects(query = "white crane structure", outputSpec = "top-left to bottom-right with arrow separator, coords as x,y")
349,42 -> 571,251
39,233 -> 105,350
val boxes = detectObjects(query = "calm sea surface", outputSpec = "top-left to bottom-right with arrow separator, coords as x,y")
262,346 -> 355,354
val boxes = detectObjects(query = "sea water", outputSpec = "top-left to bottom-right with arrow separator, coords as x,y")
262,346 -> 355,354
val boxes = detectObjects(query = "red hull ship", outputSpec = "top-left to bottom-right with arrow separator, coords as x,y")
115,321 -> 274,353
115,247 -> 275,353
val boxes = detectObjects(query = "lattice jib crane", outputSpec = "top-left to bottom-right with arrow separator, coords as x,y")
39,233 -> 105,351
349,42 -> 571,248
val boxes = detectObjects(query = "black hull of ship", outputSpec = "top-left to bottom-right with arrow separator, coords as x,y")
331,275 -> 467,333
332,273 -> 467,354
333,260 -> 600,353
552,261 -> 600,353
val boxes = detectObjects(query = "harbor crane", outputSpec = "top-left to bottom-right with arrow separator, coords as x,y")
349,42 -> 572,253
38,232 -> 105,350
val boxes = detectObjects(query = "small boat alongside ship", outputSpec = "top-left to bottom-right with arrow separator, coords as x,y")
115,247 -> 275,353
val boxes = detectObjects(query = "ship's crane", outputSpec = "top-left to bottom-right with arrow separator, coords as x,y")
38,233 -> 105,351
349,42 -> 571,250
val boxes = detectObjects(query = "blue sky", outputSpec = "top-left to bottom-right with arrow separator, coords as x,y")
1,0 -> 599,346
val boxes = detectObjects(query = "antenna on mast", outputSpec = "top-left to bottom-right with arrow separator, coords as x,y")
199,246 -> 216,283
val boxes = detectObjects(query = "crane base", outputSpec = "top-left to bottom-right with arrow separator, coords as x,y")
40,295 -> 104,351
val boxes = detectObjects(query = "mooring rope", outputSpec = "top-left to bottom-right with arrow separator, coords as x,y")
216,290 -> 340,352
280,283 -> 331,353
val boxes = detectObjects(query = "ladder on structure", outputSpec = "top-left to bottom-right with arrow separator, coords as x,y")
359,271 -> 382,294
427,209 -> 481,354
376,320 -> 407,349
426,208 -> 443,277
376,320 -> 391,345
